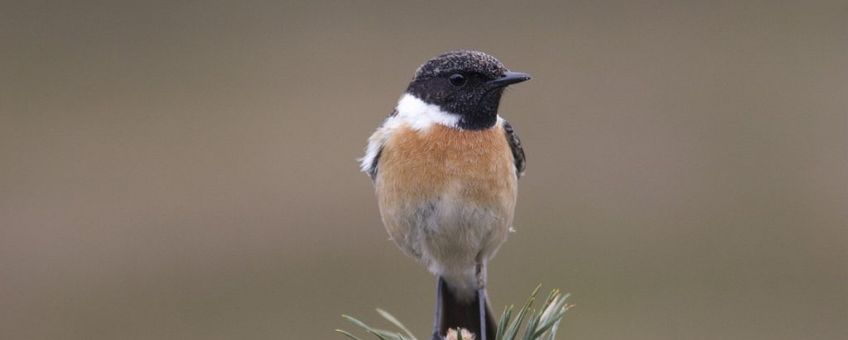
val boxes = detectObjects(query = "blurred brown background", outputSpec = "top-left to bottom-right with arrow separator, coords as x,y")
2,1 -> 846,339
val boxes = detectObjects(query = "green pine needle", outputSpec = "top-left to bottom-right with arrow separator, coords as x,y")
338,285 -> 571,340
376,309 -> 418,340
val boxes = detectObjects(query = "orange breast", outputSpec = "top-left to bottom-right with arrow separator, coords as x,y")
376,124 -> 517,207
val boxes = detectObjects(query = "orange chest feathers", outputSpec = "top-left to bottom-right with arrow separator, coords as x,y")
375,124 -> 517,205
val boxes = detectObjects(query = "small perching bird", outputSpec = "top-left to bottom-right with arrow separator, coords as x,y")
360,50 -> 529,340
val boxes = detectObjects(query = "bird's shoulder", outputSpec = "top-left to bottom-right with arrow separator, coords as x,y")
500,118 -> 526,178
359,110 -> 397,180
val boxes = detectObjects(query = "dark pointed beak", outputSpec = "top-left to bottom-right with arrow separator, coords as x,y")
488,71 -> 531,87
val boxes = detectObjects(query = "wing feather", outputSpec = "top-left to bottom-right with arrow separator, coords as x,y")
360,110 -> 397,180
502,120 -> 526,178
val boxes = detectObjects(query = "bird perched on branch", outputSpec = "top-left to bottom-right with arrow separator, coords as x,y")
361,50 -> 529,340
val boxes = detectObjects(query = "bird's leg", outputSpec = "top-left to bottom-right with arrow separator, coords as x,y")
432,276 -> 445,340
477,262 -> 488,340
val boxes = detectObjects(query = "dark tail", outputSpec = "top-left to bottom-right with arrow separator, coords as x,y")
436,278 -> 496,339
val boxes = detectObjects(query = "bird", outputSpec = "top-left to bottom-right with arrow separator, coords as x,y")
360,50 -> 529,340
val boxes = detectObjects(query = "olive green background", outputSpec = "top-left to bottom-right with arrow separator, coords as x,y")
2,1 -> 846,339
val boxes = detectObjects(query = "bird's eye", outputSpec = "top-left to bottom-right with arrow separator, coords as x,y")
449,74 -> 466,87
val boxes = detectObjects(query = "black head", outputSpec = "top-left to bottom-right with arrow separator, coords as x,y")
406,50 -> 530,130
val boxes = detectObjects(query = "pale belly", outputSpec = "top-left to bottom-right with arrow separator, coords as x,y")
374,124 -> 517,287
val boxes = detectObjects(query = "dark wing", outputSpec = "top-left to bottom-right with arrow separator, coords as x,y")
366,148 -> 382,180
503,120 -> 526,178
364,110 -> 397,181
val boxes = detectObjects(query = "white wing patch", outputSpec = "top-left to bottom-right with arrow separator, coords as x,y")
359,123 -> 390,175
359,93 -> 461,175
